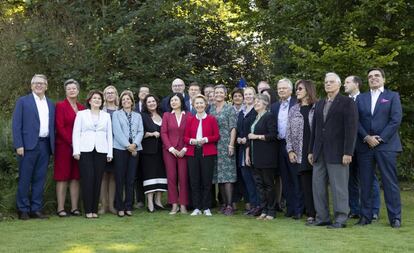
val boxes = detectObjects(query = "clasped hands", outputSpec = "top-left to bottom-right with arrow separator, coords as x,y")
169,147 -> 187,158
364,135 -> 382,149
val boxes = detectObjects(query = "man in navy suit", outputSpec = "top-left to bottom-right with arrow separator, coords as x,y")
355,68 -> 402,228
12,74 -> 55,220
270,78 -> 302,218
186,81 -> 201,115
344,75 -> 381,220
161,78 -> 190,113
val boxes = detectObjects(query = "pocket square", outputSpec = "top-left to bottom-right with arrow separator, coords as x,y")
380,98 -> 389,103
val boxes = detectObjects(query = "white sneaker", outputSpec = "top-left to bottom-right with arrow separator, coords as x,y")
203,209 -> 212,216
190,209 -> 202,216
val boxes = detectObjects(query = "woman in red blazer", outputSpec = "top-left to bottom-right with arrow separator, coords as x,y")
184,94 -> 220,216
54,79 -> 85,217
161,93 -> 190,214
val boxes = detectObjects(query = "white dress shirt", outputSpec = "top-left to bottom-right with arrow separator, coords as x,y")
371,86 -> 384,115
349,91 -> 360,101
33,92 -> 49,137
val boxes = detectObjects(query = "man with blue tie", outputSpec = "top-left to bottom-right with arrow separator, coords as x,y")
355,68 -> 402,228
344,75 -> 381,221
12,74 -> 55,220
270,78 -> 302,218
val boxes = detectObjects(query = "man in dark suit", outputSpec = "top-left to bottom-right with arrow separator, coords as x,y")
161,78 -> 190,113
134,85 -> 150,113
355,68 -> 402,228
344,75 -> 381,220
270,78 -> 302,218
186,81 -> 201,115
12,74 -> 55,220
308,72 -> 358,229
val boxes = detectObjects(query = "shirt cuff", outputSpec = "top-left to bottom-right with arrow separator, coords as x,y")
168,147 -> 174,152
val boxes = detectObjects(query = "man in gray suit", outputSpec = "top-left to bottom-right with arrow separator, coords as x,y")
307,72 -> 358,229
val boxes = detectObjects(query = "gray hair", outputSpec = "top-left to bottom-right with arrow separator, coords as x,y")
31,74 -> 48,85
63,79 -> 80,90
277,78 -> 293,90
325,72 -> 341,85
214,84 -> 228,95
255,94 -> 270,107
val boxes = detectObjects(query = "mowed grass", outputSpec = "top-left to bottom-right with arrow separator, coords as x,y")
0,190 -> 413,253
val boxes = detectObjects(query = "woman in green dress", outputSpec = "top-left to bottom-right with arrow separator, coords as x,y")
210,84 -> 237,215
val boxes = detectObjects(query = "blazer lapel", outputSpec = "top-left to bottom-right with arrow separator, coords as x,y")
324,96 -> 339,124
29,94 -> 40,124
372,90 -> 386,116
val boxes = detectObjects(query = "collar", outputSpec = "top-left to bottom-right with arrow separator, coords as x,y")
33,92 -> 46,101
280,96 -> 291,104
349,91 -> 360,99
195,112 -> 207,120
370,86 -> 384,93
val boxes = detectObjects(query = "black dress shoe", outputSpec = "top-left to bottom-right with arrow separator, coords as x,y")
29,211 -> 49,219
18,211 -> 30,220
292,214 -> 302,220
306,220 -> 332,226
348,213 -> 360,219
284,212 -> 293,218
391,219 -> 401,228
327,222 -> 346,229
355,217 -> 371,226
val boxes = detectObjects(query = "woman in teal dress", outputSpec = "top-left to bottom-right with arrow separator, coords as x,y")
210,84 -> 237,215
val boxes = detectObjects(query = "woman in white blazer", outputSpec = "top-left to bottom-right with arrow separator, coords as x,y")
72,90 -> 113,219
112,90 -> 144,217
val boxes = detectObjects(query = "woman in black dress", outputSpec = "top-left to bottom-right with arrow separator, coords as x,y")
286,80 -> 318,223
140,94 -> 167,212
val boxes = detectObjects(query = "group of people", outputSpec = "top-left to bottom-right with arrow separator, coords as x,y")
12,68 -> 403,228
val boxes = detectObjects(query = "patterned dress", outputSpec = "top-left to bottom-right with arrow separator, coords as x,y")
210,103 -> 237,183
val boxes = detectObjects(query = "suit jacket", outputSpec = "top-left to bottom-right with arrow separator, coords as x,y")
161,112 -> 189,151
12,93 -> 55,153
184,114 -> 220,156
236,108 -> 257,164
161,93 -> 190,113
356,89 -> 402,153
309,94 -> 358,164
112,110 -> 144,151
248,111 -> 278,168
72,109 -> 113,158
270,96 -> 297,137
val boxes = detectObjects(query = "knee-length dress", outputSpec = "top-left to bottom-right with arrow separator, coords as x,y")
140,112 -> 167,194
210,103 -> 237,183
54,99 -> 85,181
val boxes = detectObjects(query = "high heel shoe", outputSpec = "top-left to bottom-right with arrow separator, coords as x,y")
169,207 -> 180,215
147,207 -> 155,213
154,203 -> 165,210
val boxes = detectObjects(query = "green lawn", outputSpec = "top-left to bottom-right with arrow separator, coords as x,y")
1,190 -> 413,253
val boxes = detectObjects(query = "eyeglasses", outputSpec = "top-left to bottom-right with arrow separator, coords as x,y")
33,82 -> 47,86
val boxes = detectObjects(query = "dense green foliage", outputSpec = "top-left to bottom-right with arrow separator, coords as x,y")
0,0 -> 413,212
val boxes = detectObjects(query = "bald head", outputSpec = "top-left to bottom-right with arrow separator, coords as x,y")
171,78 -> 185,94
